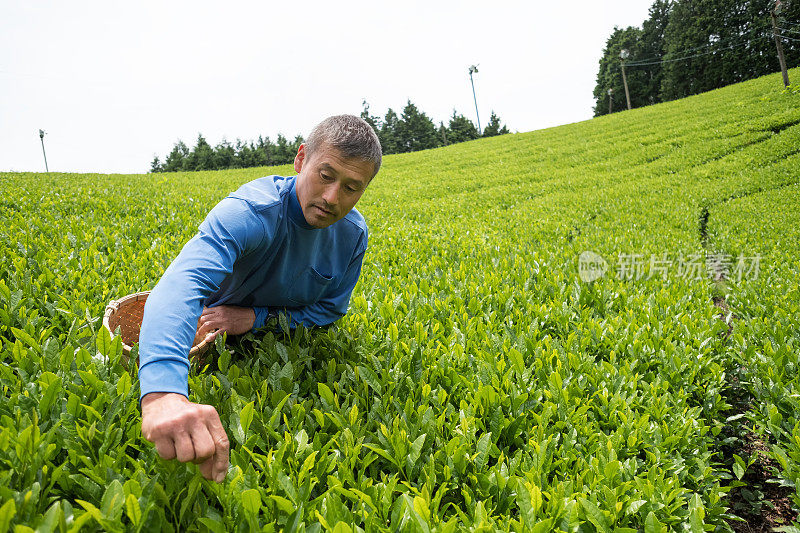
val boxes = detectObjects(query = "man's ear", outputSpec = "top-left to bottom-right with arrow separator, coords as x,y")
294,144 -> 306,174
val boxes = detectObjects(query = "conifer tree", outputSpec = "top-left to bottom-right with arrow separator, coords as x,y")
447,111 -> 479,143
163,141 -> 189,172
638,0 -> 673,105
438,122 -> 450,147
482,112 -> 510,137
360,100 -> 381,135
214,139 -> 235,169
183,134 -> 214,171
396,100 -> 439,153
379,109 -> 399,155
275,134 -> 291,164
256,136 -> 274,166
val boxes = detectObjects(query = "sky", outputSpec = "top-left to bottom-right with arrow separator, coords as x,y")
0,1 -> 654,174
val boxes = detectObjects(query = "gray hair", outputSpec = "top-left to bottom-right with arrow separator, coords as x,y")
305,115 -> 382,178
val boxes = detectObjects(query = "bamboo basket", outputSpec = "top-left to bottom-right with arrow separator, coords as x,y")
103,291 -> 212,368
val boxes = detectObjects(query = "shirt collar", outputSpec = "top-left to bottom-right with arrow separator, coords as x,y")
288,176 -> 316,230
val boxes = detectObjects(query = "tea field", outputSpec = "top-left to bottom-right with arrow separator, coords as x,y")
1,68 -> 799,531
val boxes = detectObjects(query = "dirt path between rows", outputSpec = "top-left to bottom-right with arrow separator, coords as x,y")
703,234 -> 798,530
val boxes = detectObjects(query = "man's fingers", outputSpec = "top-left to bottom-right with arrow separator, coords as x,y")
198,456 -> 214,480
197,319 -> 220,338
201,307 -> 219,319
154,438 -> 177,460
173,432 -> 196,463
212,445 -> 230,483
203,406 -> 230,483
190,424 -> 216,465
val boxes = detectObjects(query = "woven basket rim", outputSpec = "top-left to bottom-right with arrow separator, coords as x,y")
103,290 -> 212,357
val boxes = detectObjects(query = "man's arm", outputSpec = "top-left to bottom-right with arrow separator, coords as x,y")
139,198 -> 266,397
138,197 -> 267,482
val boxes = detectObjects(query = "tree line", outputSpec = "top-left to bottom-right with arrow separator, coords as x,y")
150,134 -> 303,173
594,0 -> 800,116
360,100 -> 509,155
150,101 -> 509,172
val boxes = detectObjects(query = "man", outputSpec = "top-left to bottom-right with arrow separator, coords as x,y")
138,115 -> 381,483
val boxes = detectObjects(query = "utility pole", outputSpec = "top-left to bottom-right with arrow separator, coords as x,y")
620,50 -> 632,111
771,0 -> 791,88
608,88 -> 614,114
468,65 -> 482,135
39,129 -> 49,172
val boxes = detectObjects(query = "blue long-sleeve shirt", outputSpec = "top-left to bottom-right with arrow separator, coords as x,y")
138,175 -> 368,400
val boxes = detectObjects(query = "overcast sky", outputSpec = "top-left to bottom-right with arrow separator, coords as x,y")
1,1 -> 653,174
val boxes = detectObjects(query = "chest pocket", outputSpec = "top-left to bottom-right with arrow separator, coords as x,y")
288,266 -> 334,306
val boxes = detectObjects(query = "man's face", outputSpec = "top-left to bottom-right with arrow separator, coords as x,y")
294,142 -> 374,229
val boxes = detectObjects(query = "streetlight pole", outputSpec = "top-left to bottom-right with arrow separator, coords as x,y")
468,65 -> 482,135
620,50 -> 632,111
39,129 -> 49,172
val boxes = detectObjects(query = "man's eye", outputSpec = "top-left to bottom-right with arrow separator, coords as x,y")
321,173 -> 333,181
347,186 -> 357,192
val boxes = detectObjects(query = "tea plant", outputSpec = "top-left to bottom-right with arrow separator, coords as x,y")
0,67 -> 798,531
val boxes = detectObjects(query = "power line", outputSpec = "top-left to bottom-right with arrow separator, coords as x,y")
778,33 -> 800,42
778,25 -> 800,34
623,39 -> 743,65
779,19 -> 800,27
623,32 -> 771,67
623,35 -> 772,67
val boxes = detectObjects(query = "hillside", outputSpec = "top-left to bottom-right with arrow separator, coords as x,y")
0,68 -> 799,531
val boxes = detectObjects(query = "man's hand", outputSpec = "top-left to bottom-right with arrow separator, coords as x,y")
141,392 -> 230,483
197,305 -> 256,343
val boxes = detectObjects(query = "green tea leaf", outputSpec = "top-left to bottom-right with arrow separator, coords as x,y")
332,522 -> 353,533
241,488 -> 261,516
0,499 -> 16,533
96,325 -> 112,357
11,327 -> 40,353
508,348 -> 525,374
284,503 -> 304,533
101,479 -> 124,521
530,519 -> 554,533
363,444 -> 399,468
198,517 -> 226,533
688,494 -> 705,533
39,374 -> 62,413
240,401 -> 254,436
474,432 -> 492,470
318,382 -> 335,405
645,511 -> 665,533
732,454 -> 746,480
407,433 -> 426,471
269,495 -> 295,514
579,498 -> 610,533
515,480 -> 536,524
125,493 -> 141,526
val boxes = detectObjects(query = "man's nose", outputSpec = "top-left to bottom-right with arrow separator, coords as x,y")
322,182 -> 339,206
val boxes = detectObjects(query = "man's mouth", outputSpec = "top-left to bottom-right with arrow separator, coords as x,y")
314,205 -> 334,216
